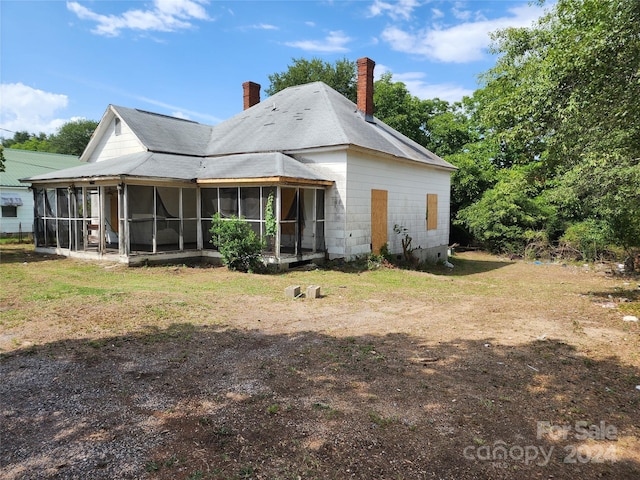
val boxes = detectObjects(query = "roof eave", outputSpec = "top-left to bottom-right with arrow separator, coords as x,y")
197,176 -> 334,187
346,144 -> 457,171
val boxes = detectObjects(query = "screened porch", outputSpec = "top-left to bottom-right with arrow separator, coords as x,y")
31,183 -> 327,264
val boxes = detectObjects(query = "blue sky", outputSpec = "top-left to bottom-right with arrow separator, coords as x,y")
0,0 -> 550,138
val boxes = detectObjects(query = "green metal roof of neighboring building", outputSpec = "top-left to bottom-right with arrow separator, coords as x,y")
1,149 -> 83,187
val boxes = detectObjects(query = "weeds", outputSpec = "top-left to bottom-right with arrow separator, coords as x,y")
369,410 -> 398,428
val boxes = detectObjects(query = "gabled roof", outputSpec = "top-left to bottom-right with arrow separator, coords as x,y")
23,151 -> 330,185
114,106 -> 213,156
1,149 -> 82,187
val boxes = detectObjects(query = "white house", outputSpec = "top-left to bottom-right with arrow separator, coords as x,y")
22,58 -> 456,266
1,149 -> 82,237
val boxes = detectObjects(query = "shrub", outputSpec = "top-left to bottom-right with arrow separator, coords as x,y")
560,220 -> 613,262
456,169 -> 554,254
209,213 -> 264,272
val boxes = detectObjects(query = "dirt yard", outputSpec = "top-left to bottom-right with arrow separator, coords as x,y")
1,246 -> 639,479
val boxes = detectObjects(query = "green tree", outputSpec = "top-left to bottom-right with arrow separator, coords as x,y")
481,0 -> 640,170
463,0 -> 640,252
552,153 -> 640,250
10,133 -> 52,152
49,119 -> 98,156
2,120 -> 97,156
266,57 -> 357,102
373,73 -> 428,146
374,73 -> 477,157
0,145 -> 5,172
456,168 -> 554,253
1,131 -> 31,148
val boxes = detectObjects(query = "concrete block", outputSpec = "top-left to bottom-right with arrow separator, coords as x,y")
285,285 -> 301,299
306,285 -> 321,299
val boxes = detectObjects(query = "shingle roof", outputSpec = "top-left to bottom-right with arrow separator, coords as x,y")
23,80 -> 455,185
205,82 -> 455,170
1,149 -> 83,187
24,151 -> 328,184
111,82 -> 454,171
197,152 -> 330,181
114,106 -> 213,156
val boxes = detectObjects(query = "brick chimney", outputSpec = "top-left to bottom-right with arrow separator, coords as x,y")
357,57 -> 375,121
243,81 -> 261,110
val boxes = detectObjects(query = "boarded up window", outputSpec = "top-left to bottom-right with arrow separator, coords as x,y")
371,189 -> 388,254
426,194 -> 438,230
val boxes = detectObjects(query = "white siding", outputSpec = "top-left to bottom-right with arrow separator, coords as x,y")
0,187 -> 33,234
88,117 -> 144,163
345,151 -> 452,261
298,148 -> 452,261
298,151 -> 348,258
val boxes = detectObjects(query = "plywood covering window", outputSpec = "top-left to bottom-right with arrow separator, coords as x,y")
371,189 -> 388,254
426,194 -> 438,230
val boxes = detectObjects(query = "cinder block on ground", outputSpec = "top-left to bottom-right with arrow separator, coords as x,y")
285,285 -> 301,299
306,285 -> 321,299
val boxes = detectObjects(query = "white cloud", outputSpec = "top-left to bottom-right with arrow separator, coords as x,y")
253,23 -> 278,30
368,0 -> 421,21
404,80 -> 473,103
240,23 -> 278,32
451,1 -> 471,20
0,83 -> 70,134
171,111 -> 191,120
431,8 -> 444,20
381,4 -> 546,63
377,67 -> 473,103
285,30 -> 352,53
135,95 -> 221,124
67,0 -> 210,37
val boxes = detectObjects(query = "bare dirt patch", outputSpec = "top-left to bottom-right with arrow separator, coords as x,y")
1,246 -> 639,479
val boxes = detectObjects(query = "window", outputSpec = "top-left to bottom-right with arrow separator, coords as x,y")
1,206 -> 17,217
426,194 -> 438,230
219,188 -> 239,218
201,188 -> 218,250
114,117 -> 121,135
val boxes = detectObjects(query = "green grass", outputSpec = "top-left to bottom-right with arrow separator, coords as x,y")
3,244 -> 636,351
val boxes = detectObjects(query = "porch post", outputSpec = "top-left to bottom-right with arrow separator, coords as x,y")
179,188 -> 184,251
67,186 -> 72,251
312,188 -> 317,253
276,186 -> 281,259
123,184 -> 130,256
81,187 -> 88,251
117,184 -> 125,256
152,187 -> 157,253
32,189 -> 38,247
98,186 -> 106,254
196,187 -> 203,250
